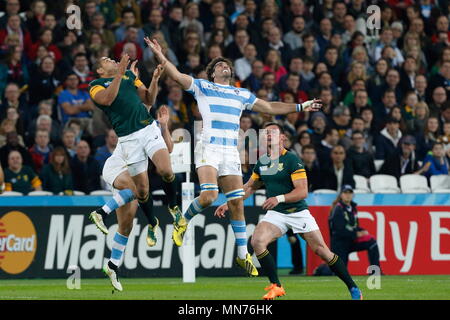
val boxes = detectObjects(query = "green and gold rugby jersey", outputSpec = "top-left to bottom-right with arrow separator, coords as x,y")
251,149 -> 308,214
88,70 -> 154,137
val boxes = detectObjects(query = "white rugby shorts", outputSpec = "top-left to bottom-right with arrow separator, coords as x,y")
261,209 -> 320,234
194,142 -> 242,177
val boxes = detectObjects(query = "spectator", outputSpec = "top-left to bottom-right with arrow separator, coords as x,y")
283,16 -> 306,51
375,117 -> 402,160
86,12 -> 116,49
0,83 -> 29,128
373,27 -> 404,65
0,131 -> 32,168
143,9 -> 171,47
0,118 -> 24,147
323,46 -> 343,84
0,14 -> 32,57
379,135 -> 421,179
280,72 -> 308,104
72,53 -> 95,90
329,185 -> 381,268
416,117 -> 441,160
4,150 -> 42,194
322,145 -> 355,192
0,0 -> 22,28
29,27 -> 62,62
234,43 -> 257,81
317,127 -> 339,167
407,101 -> 429,135
114,8 -> 145,48
260,72 -> 279,101
399,56 -> 418,93
347,131 -> 376,178
297,33 -> 319,63
421,141 -> 449,178
367,58 -> 388,100
95,129 -> 118,171
114,0 -> 142,27
70,140 -> 101,194
58,73 -> 94,129
28,55 -> 60,106
242,59 -> 264,92
28,129 -> 52,174
301,144 -> 321,192
0,45 -> 29,95
113,26 -> 144,60
349,90 -> 370,117
179,2 -> 204,41
331,105 -> 352,138
40,146 -> 73,195
414,74 -> 428,102
376,89 -> 398,126
309,112 -> 328,146
293,130 -> 312,159
27,113 -> 61,147
261,26 -> 293,67
61,128 -> 77,158
428,87 -> 447,118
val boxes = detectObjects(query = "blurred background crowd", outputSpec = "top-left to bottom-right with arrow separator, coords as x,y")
0,0 -> 449,196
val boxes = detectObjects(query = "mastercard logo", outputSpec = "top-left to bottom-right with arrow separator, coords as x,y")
0,211 -> 37,274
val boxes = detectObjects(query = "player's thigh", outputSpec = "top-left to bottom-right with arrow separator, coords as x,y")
302,230 -> 333,259
218,174 -> 244,193
252,221 -> 283,250
131,171 -> 149,199
116,200 -> 138,236
151,148 -> 173,176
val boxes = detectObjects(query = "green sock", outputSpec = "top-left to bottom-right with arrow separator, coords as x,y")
162,174 -> 178,208
138,194 -> 157,227
257,250 -> 281,286
328,254 -> 357,290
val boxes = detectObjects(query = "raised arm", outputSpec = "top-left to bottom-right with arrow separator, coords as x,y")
252,98 -> 322,115
157,105 -> 174,153
132,60 -> 165,107
90,54 -> 129,106
144,37 -> 192,90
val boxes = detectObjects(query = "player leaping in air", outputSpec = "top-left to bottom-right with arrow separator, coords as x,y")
88,54 -> 183,251
146,37 -> 322,276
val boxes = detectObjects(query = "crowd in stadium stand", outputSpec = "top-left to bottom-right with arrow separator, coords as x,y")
0,0 -> 449,195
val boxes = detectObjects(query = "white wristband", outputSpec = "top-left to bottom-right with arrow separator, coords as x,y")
276,195 -> 285,203
296,103 -> 302,112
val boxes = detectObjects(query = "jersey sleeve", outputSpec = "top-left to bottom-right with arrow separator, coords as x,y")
88,81 -> 106,100
290,155 -> 307,181
251,161 -> 261,181
243,91 -> 257,111
185,77 -> 201,97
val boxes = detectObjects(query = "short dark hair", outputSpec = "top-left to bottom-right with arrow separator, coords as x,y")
351,130 -> 364,138
263,122 -> 285,134
302,144 -> 316,153
121,7 -> 135,18
205,57 -> 234,82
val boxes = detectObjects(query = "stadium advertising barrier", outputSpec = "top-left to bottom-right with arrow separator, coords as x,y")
0,200 -> 271,279
1,194 -> 449,278
306,194 -> 450,275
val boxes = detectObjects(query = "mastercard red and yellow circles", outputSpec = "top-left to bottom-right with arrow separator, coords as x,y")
0,211 -> 37,274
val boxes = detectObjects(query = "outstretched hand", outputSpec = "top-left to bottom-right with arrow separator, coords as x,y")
145,37 -> 166,63
302,98 -> 322,112
214,204 -> 229,219
157,105 -> 170,126
153,61 -> 166,79
118,53 -> 130,76
130,60 -> 139,78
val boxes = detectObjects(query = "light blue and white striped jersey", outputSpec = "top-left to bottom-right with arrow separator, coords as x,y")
186,77 -> 257,147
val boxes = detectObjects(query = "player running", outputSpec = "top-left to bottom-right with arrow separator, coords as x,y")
146,37 -> 321,276
215,123 -> 363,300
102,105 -> 173,292
88,54 -> 182,248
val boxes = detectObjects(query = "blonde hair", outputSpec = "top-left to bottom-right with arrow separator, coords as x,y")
413,101 -> 429,118
351,46 -> 368,64
403,32 -> 421,53
347,61 -> 367,84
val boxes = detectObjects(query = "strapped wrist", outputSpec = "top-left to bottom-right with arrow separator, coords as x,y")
276,195 -> 285,203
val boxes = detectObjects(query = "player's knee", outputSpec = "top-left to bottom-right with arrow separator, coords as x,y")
250,235 -> 266,251
159,168 -> 174,179
199,191 -> 218,207
135,188 -> 149,202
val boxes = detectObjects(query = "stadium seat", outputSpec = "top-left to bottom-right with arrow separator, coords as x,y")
400,174 -> 431,193
374,160 -> 384,172
28,191 -> 54,196
0,191 -> 24,196
313,189 -> 337,194
254,189 -> 266,206
152,189 -> 165,206
430,175 -> 450,193
73,191 -> 86,195
354,175 -> 371,193
369,175 -> 401,193
90,190 -> 113,196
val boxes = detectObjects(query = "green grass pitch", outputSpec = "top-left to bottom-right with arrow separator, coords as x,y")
0,274 -> 449,300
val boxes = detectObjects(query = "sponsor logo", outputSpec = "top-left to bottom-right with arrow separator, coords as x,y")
0,211 -> 37,274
